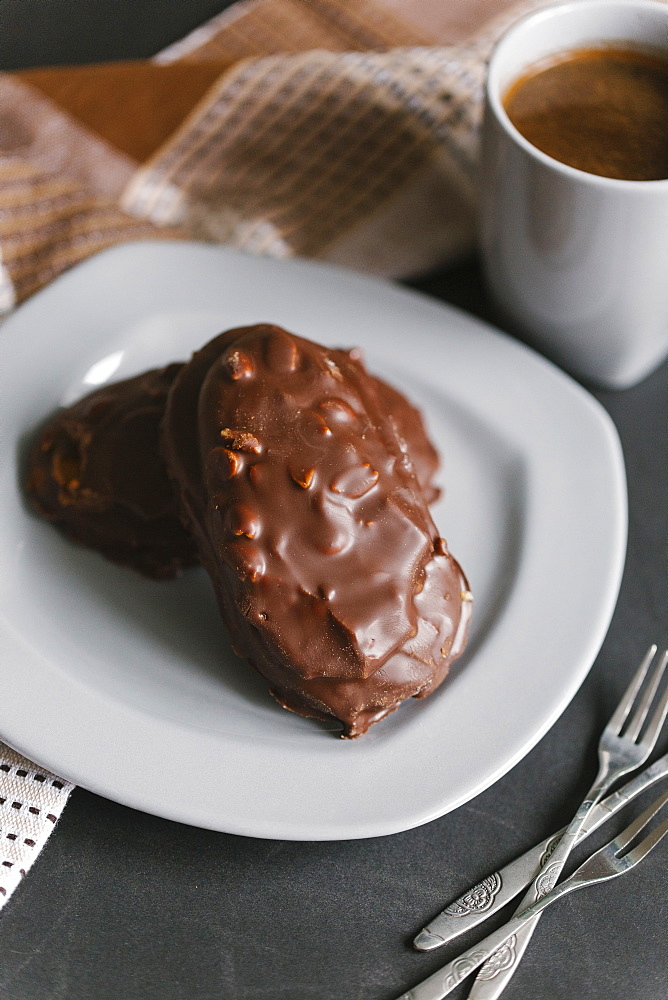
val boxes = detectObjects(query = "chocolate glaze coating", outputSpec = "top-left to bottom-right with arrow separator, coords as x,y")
25,365 -> 199,579
163,324 -> 471,737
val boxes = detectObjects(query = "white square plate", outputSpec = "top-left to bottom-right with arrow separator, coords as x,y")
0,242 -> 627,839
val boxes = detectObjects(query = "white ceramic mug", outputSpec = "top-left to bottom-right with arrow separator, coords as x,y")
480,0 -> 668,389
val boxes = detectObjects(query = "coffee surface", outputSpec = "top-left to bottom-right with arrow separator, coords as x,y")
504,47 -> 668,181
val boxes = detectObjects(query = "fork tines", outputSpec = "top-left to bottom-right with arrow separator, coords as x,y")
613,646 -> 668,742
612,787 -> 668,864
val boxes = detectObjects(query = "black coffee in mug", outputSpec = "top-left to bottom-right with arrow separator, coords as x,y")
503,46 -> 668,181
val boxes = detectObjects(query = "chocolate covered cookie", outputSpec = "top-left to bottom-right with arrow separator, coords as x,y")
25,365 -> 199,579
163,324 -> 471,737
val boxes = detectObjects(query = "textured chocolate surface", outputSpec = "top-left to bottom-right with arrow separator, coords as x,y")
25,365 -> 199,579
163,324 -> 471,736
373,376 -> 440,505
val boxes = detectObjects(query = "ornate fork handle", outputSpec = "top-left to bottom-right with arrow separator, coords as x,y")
414,751 -> 668,951
400,875 -> 590,1000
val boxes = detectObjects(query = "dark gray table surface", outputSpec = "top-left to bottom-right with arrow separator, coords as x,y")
0,3 -> 666,999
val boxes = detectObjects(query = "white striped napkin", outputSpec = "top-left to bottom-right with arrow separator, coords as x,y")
0,742 -> 74,910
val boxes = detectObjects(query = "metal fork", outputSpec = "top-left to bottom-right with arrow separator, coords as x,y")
461,644 -> 668,999
396,788 -> 668,1000
414,746 -> 668,951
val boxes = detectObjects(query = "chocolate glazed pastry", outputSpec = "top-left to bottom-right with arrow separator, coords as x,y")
25,365 -> 199,579
163,324 -> 471,737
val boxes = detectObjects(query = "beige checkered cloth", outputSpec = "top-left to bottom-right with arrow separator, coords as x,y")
0,0 -> 552,311
0,0 -> 578,908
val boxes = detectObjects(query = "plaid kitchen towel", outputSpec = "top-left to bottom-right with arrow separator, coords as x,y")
0,0 -> 547,312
